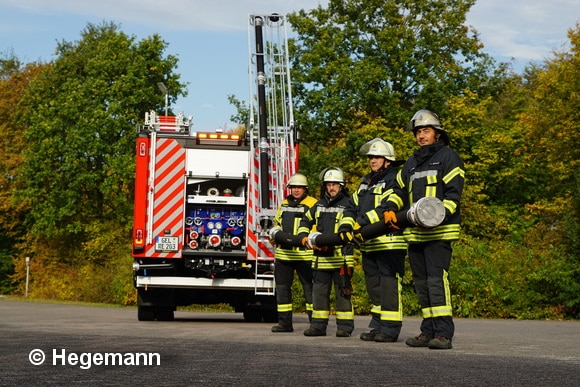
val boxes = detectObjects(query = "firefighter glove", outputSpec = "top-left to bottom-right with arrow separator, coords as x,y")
383,210 -> 400,230
338,231 -> 362,247
352,229 -> 365,246
301,236 -> 311,249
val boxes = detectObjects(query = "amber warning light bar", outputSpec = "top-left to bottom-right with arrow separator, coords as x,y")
195,132 -> 242,146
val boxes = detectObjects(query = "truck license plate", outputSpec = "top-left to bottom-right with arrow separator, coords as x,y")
155,236 -> 179,252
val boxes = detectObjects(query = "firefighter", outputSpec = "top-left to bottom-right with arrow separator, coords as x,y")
297,167 -> 357,337
382,109 -> 465,349
352,139 -> 407,342
269,173 -> 318,333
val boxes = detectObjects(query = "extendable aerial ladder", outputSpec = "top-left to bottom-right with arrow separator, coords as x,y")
246,14 -> 299,295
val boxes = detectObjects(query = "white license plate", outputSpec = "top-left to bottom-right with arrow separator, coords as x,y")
155,236 -> 179,252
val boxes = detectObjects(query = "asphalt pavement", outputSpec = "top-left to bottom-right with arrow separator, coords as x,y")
0,298 -> 578,386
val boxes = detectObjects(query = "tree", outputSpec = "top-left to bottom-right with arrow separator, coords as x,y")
287,0 -> 506,180
0,56 -> 48,292
11,22 -> 186,299
17,22 -> 186,240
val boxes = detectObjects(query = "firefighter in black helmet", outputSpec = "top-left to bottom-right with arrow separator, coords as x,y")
269,173 -> 317,332
382,109 -> 465,349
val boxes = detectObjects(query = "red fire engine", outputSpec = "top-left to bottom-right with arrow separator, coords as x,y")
131,14 -> 298,322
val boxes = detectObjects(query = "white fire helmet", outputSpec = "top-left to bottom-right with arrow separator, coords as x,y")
320,167 -> 345,185
287,173 -> 308,188
407,109 -> 443,132
407,109 -> 449,145
359,138 -> 396,161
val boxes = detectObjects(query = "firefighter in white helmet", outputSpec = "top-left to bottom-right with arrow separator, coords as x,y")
351,138 -> 407,343
382,109 -> 465,349
269,173 -> 317,332
295,166 -> 357,337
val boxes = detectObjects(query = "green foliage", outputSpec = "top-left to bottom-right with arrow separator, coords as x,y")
0,57 -> 49,295
288,0 -> 503,152
15,21 -> 186,242
4,21 -> 186,298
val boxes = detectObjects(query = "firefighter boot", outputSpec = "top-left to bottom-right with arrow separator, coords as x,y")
336,329 -> 351,337
428,336 -> 453,349
360,329 -> 379,341
303,327 -> 326,336
374,332 -> 397,342
405,334 -> 432,347
271,325 -> 293,333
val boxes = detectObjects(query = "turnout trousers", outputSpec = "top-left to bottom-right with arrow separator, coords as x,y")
274,259 -> 313,328
408,240 -> 455,339
362,249 -> 406,339
310,269 -> 354,333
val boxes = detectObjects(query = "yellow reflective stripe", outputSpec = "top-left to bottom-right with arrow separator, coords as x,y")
421,306 -> 452,318
431,305 -> 453,317
313,254 -> 354,270
425,174 -> 437,197
426,186 -> 437,197
277,304 -> 293,313
443,199 -> 457,213
366,210 -> 380,223
443,166 -> 465,184
371,304 -> 381,314
396,170 -> 404,187
380,310 -> 402,321
275,248 -> 314,261
312,310 -> 330,319
380,188 -> 393,201
306,303 -> 313,312
361,235 -> 407,252
340,216 -> 356,229
387,194 -> 403,210
404,224 -> 460,242
380,273 -> 403,321
336,310 -> 354,320
420,270 -> 453,318
443,269 -> 451,314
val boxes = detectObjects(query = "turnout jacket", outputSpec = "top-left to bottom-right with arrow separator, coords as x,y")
384,141 -> 465,243
273,194 -> 318,261
297,191 -> 356,270
353,167 -> 406,253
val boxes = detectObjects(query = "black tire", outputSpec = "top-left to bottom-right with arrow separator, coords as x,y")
262,310 -> 278,323
137,306 -> 155,321
156,308 -> 175,321
243,308 -> 263,322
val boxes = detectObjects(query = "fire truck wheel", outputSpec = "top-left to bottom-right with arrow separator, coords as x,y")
155,308 -> 175,321
243,309 -> 263,322
137,306 -> 155,321
262,310 -> 278,323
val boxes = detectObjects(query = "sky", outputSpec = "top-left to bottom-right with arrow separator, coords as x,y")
1,0 -> 578,132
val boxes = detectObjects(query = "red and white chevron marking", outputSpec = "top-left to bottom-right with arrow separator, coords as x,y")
145,138 -> 186,258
